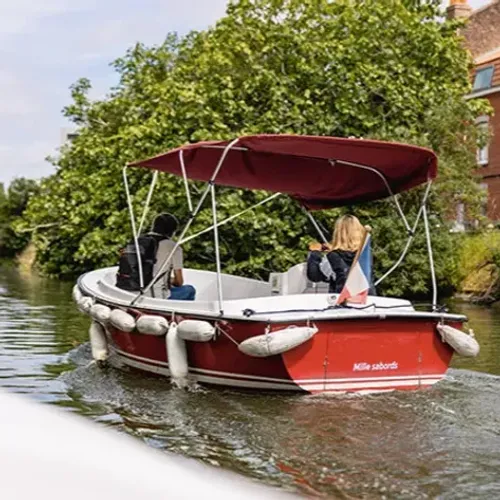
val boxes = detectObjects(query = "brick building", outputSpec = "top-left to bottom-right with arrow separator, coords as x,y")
448,0 -> 500,220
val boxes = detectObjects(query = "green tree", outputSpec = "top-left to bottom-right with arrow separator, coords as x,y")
20,0 -> 490,298
0,178 -> 39,258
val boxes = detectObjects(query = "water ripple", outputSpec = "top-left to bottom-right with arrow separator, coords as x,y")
1,266 -> 500,498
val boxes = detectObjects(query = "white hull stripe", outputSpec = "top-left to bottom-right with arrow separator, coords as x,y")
298,379 -> 442,391
294,373 -> 442,383
115,357 -> 170,377
189,366 -> 295,384
109,356 -> 301,391
111,347 -> 169,367
111,347 -> 296,386
110,348 -> 444,391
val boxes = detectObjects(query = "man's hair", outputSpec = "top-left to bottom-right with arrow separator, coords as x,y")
151,213 -> 179,238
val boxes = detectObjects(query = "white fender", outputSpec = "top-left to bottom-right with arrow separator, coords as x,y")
136,315 -> 169,336
238,325 -> 318,357
77,296 -> 93,314
437,324 -> 480,358
177,320 -> 215,342
166,323 -> 189,388
90,304 -> 111,325
72,285 -> 82,304
89,321 -> 109,361
109,309 -> 136,333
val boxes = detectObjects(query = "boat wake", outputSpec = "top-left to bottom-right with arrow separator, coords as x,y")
60,344 -> 500,499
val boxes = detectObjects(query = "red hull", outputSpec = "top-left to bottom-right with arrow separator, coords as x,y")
106,315 -> 459,394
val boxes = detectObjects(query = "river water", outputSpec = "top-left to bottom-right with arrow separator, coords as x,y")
1,265 -> 500,499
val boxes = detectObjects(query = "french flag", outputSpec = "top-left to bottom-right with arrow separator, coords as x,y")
336,233 -> 372,305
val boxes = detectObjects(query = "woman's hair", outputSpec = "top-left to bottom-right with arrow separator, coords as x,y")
331,215 -> 365,252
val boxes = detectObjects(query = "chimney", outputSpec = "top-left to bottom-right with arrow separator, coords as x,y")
446,0 -> 472,19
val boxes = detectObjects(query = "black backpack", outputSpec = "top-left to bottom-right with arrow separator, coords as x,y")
116,235 -> 160,292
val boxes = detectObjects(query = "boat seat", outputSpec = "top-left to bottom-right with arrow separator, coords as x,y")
269,263 -> 329,295
304,281 -> 330,294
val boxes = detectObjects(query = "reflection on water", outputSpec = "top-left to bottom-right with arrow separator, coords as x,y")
1,265 -> 500,498
451,301 -> 500,376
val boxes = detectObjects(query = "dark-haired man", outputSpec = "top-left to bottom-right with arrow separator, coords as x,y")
151,213 -> 196,300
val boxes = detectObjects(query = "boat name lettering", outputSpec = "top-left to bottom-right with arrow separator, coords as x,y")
353,361 -> 398,372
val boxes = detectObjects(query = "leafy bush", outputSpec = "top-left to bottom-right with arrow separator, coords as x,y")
0,179 -> 39,258
454,231 -> 500,299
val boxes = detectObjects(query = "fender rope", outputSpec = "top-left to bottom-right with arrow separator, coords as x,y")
216,323 -> 239,346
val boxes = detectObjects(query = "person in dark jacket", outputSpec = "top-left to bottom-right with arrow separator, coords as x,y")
307,214 -> 370,294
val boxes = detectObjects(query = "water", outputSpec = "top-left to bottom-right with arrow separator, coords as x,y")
1,265 -> 500,498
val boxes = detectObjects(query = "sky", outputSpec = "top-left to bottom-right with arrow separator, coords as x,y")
0,0 -> 492,187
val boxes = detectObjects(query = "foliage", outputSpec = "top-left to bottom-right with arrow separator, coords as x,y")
0,179 -> 40,258
454,231 -> 500,300
20,0 -> 490,299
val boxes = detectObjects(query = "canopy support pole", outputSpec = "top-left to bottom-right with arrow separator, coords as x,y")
179,150 -> 193,214
138,170 -> 158,235
210,183 -> 224,315
303,208 -> 329,244
131,138 -> 240,305
375,181 -> 432,287
333,159 -> 412,234
423,203 -> 437,310
123,167 -> 144,289
180,193 -> 281,246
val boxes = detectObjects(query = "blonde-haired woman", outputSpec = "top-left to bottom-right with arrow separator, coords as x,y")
307,215 -> 369,293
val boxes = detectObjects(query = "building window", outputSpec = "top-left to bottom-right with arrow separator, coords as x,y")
473,66 -> 494,91
476,116 -> 489,166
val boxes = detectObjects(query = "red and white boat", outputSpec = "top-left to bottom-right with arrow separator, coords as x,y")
74,135 -> 477,394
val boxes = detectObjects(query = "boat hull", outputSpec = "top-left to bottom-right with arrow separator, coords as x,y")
105,315 -> 459,394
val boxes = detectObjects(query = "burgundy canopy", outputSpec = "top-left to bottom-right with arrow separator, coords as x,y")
129,135 -> 437,210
